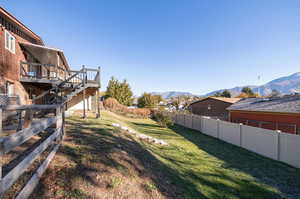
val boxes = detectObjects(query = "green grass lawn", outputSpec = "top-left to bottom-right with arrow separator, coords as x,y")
102,111 -> 300,199
31,110 -> 300,199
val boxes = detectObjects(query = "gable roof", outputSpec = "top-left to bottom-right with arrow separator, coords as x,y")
189,97 -> 241,106
227,95 -> 300,113
0,7 -> 43,44
20,42 -> 69,70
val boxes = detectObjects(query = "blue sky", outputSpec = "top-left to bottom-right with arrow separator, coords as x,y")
2,1 -> 300,95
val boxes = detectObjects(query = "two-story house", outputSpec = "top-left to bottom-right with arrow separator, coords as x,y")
0,7 -> 100,117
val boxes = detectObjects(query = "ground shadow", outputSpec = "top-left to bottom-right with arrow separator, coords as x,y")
30,117 -> 206,199
168,124 -> 300,199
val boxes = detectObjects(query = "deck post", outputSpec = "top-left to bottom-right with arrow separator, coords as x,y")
97,66 -> 101,118
96,89 -> 100,118
82,65 -> 86,119
86,97 -> 90,111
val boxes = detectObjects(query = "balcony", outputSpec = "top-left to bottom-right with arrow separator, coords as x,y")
20,62 -> 101,88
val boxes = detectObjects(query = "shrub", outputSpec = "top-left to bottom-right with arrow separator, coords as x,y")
137,93 -> 162,108
103,97 -> 151,118
152,111 -> 173,128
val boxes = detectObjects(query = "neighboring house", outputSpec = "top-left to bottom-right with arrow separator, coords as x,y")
188,97 -> 241,120
227,96 -> 300,134
0,7 -> 100,116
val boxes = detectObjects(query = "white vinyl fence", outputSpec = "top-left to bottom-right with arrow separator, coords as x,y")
169,113 -> 300,168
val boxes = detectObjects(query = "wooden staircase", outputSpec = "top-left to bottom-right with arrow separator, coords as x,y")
0,65 -> 100,198
32,65 -> 101,117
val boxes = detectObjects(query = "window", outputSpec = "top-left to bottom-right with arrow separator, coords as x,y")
5,30 -> 16,54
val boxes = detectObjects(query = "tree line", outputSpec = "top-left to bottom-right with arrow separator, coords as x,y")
105,76 -> 282,110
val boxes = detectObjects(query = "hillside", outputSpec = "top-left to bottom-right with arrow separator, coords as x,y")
205,72 -> 300,96
150,91 -> 196,99
29,111 -> 300,199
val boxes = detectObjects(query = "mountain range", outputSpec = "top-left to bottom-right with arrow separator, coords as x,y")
152,72 -> 300,99
150,91 -> 195,99
205,72 -> 300,97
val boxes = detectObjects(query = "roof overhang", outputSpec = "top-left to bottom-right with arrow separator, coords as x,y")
189,97 -> 241,107
0,7 -> 43,45
20,42 -> 70,70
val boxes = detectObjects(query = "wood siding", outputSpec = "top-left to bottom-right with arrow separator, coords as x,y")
0,26 -> 31,104
230,111 -> 300,134
189,98 -> 232,120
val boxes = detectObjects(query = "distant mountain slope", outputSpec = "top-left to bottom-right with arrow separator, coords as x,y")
205,72 -> 300,97
150,91 -> 195,99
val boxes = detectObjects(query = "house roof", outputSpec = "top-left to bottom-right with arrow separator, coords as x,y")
20,42 -> 69,70
0,7 -> 43,44
227,95 -> 300,114
189,97 -> 241,106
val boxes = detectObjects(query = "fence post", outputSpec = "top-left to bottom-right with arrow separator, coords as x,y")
191,114 -> 194,129
239,123 -> 243,147
217,119 -> 220,139
17,110 -> 22,131
199,116 -> 203,132
276,130 -> 281,161
56,106 -> 63,141
0,108 -> 2,180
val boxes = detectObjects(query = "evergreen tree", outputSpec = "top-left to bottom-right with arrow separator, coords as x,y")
137,93 -> 156,108
241,87 -> 254,96
106,77 -> 133,106
221,90 -> 231,98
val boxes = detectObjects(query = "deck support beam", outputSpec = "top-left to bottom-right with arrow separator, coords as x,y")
96,89 -> 100,118
82,65 -> 87,119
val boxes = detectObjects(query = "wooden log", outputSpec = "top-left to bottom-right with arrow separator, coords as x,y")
1,117 -> 56,154
15,144 -> 60,199
0,128 -> 61,195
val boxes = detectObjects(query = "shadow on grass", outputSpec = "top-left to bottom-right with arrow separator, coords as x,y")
168,124 -> 300,199
128,121 -> 287,199
30,117 -> 205,199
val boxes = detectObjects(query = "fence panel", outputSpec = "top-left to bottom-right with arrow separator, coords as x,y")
170,113 -> 176,122
167,112 -> 300,168
201,117 -> 218,138
0,105 -> 64,197
185,114 -> 193,129
241,125 -> 278,160
279,133 -> 300,168
191,115 -> 201,131
219,121 -> 241,146
178,114 -> 185,126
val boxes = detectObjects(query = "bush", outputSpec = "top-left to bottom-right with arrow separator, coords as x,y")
103,97 -> 151,118
152,111 -> 173,128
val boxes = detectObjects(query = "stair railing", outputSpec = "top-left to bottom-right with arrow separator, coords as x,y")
32,67 -> 86,104
31,65 -> 99,105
